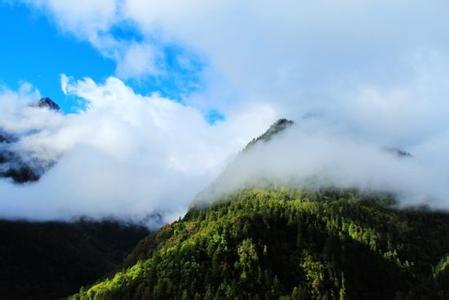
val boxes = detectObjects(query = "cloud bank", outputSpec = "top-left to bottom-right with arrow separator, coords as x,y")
0,77 -> 277,225
2,1 -> 449,223
197,123 -> 449,209
21,1 -> 449,140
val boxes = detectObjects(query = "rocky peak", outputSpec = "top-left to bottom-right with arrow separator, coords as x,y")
245,118 -> 294,150
37,97 -> 60,111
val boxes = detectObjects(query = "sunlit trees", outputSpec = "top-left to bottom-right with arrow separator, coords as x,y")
72,188 -> 449,299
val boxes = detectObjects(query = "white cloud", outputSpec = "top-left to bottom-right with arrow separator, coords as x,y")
197,124 -> 449,209
115,43 -> 158,78
0,77 -> 277,225
19,2 -> 447,92
7,1 -> 449,219
25,0 -> 449,134
120,0 -> 449,100
24,0 -> 118,40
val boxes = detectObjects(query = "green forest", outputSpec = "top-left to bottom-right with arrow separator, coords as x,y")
71,188 -> 449,299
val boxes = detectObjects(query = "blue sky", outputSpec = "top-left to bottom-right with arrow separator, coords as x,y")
0,3 -> 209,115
0,3 -> 114,112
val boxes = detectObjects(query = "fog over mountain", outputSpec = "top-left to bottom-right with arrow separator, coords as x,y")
2,1 -> 449,225
2,85 -> 449,225
196,119 -> 448,209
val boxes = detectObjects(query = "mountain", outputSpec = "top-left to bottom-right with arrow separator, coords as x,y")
35,97 -> 60,111
0,134 -> 41,183
0,218 -> 149,299
244,118 -> 294,150
194,119 -> 296,205
0,97 -> 60,183
71,189 -> 449,299
71,119 -> 449,299
0,149 -> 41,183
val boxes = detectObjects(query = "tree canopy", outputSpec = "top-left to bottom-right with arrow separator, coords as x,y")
72,188 -> 449,299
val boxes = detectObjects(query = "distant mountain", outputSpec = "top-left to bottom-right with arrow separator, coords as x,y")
0,136 -> 41,183
0,97 -> 60,184
35,97 -> 61,111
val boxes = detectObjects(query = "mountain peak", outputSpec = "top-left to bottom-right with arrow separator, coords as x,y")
245,118 -> 294,150
37,97 -> 60,111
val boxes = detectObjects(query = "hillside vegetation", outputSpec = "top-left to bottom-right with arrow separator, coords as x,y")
71,188 -> 449,299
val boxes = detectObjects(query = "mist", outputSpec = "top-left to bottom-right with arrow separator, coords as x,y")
2,1 -> 449,225
2,75 -> 449,225
196,121 -> 449,209
0,77 -> 277,226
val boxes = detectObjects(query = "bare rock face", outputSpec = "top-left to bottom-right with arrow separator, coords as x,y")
245,118 -> 294,150
36,97 -> 60,111
0,145 -> 42,184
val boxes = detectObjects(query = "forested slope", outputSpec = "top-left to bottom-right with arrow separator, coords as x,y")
71,188 -> 449,299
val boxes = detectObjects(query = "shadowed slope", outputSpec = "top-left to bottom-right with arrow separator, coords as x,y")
0,218 -> 149,299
